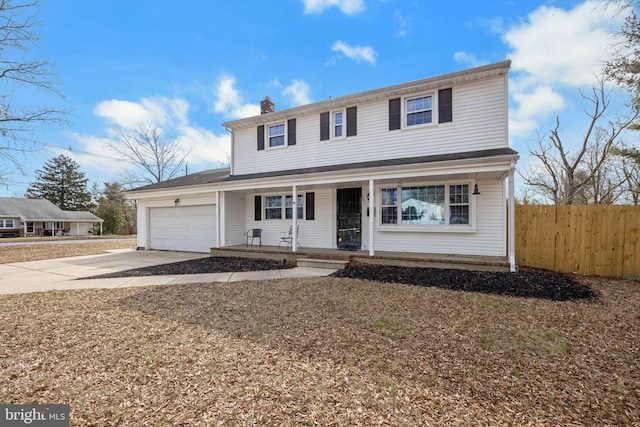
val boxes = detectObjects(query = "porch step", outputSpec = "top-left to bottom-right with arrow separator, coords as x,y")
296,258 -> 348,270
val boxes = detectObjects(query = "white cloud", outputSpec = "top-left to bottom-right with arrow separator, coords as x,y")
501,0 -> 629,138
331,40 -> 376,64
393,9 -> 408,37
93,100 -> 156,129
176,126 -> 230,167
504,1 -> 624,87
453,51 -> 489,68
302,0 -> 365,15
510,86 -> 565,137
214,74 -> 260,119
87,94 -> 232,178
283,79 -> 312,106
93,97 -> 189,129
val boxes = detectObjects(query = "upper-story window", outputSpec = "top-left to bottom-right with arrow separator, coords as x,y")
333,111 -> 343,138
406,95 -> 433,126
257,119 -> 296,151
268,124 -> 285,148
320,106 -> 356,141
389,88 -> 452,131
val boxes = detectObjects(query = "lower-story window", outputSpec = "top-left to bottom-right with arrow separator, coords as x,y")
265,196 -> 283,219
27,222 -> 34,233
285,195 -> 304,219
0,219 -> 15,228
380,183 -> 470,226
264,194 -> 307,220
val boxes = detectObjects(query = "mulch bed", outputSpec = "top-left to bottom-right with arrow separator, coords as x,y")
88,256 -> 596,302
89,256 -> 293,279
332,264 -> 597,301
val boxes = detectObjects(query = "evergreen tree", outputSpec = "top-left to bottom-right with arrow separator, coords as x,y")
25,155 -> 92,211
95,182 -> 130,234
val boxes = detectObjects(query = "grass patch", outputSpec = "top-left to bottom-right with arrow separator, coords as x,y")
0,239 -> 136,263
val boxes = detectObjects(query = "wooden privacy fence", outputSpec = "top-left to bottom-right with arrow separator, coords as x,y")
515,205 -> 640,278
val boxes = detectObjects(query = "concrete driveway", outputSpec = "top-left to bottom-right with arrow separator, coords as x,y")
0,249 -> 335,294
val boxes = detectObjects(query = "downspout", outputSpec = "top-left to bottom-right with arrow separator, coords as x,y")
508,161 -> 516,272
292,185 -> 298,252
215,191 -> 220,248
369,179 -> 375,256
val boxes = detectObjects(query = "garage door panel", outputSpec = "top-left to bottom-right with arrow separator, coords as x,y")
149,205 -> 216,253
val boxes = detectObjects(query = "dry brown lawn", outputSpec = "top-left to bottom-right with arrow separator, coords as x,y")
1,272 -> 638,425
0,237 -> 136,263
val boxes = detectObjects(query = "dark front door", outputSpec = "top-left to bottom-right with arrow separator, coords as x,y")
337,188 -> 362,250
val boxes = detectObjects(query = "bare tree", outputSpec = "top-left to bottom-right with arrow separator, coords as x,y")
520,79 -> 639,204
0,0 -> 68,183
108,124 -> 192,185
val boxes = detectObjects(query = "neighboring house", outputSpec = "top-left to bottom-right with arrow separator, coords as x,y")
126,61 -> 519,271
0,198 -> 103,237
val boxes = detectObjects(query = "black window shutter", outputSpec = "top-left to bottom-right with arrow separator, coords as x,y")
320,112 -> 330,141
305,192 -> 315,220
287,118 -> 296,145
254,195 -> 262,221
257,125 -> 265,150
438,88 -> 453,123
389,98 -> 401,130
346,106 -> 357,137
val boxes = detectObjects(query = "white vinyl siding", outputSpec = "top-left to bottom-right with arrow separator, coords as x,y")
223,191 -> 246,247
373,180 -> 505,256
232,76 -> 508,176
243,188 -> 334,248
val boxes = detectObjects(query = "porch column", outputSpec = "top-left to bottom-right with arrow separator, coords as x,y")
23,220 -> 27,236
508,161 -> 516,272
100,222 -> 103,236
369,179 -> 375,256
76,223 -> 80,235
215,191 -> 220,248
292,185 -> 298,252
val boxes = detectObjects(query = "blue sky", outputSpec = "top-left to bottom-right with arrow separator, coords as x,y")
0,0 -> 633,196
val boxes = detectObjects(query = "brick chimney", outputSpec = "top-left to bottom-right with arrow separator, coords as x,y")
260,96 -> 275,114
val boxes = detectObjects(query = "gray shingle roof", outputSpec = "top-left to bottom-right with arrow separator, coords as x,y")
0,198 -> 102,222
128,147 -> 519,193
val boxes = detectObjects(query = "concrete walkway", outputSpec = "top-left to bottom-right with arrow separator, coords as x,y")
0,249 -> 337,295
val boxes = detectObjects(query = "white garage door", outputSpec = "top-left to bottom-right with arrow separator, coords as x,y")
149,205 -> 216,253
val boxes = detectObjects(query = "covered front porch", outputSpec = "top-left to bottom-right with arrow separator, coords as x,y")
211,245 -> 510,272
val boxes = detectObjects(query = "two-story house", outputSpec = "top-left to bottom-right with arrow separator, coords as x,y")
126,60 -> 519,271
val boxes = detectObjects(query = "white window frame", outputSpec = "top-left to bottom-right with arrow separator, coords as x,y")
378,181 -> 475,232
0,219 -> 15,228
285,194 -> 304,220
262,193 -> 307,221
266,122 -> 287,149
332,110 -> 345,139
264,195 -> 283,219
403,92 -> 436,129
